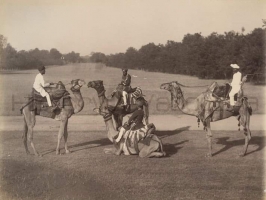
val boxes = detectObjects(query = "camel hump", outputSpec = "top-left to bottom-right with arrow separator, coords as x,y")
56,81 -> 66,89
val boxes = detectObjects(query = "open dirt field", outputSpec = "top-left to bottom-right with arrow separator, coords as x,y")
0,115 -> 265,200
0,64 -> 265,200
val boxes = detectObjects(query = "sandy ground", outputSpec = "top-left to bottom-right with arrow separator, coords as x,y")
0,114 -> 265,132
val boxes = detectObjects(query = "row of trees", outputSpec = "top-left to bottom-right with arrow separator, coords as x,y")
91,28 -> 265,81
0,35 -> 82,70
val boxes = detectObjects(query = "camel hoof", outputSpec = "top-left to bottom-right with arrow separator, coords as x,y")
38,154 -> 43,157
238,153 -> 245,157
26,151 -> 30,155
56,150 -> 60,155
205,153 -> 212,158
65,150 -> 71,154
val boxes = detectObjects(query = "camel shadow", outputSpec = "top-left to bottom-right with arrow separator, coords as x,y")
155,126 -> 190,138
69,138 -> 111,153
41,126 -> 191,156
155,126 -> 190,156
41,137 -> 111,156
212,136 -> 265,156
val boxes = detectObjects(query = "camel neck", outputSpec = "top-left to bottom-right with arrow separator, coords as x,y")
174,92 -> 199,116
72,91 -> 84,114
104,118 -> 118,142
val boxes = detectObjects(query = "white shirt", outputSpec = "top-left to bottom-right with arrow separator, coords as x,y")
231,71 -> 242,87
33,73 -> 49,92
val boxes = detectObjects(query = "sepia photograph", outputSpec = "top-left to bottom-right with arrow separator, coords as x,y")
0,0 -> 265,199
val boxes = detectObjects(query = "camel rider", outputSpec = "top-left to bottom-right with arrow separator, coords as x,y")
114,99 -> 145,144
121,68 -> 131,111
33,66 -> 55,111
229,64 -> 242,106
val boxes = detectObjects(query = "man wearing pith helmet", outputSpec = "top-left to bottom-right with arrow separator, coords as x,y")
121,68 -> 131,111
33,65 -> 55,111
229,64 -> 242,106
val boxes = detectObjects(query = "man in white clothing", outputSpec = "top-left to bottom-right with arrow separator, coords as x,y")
33,65 -> 54,108
229,64 -> 242,106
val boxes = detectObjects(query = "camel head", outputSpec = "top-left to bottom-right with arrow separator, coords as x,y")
70,79 -> 86,92
87,80 -> 105,95
87,80 -> 103,89
160,81 -> 184,107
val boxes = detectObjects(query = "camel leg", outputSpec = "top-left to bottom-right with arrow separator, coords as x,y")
63,119 -> 71,154
113,114 -> 120,131
143,103 -> 149,125
23,110 -> 40,156
204,119 -> 212,157
239,111 -> 251,157
117,115 -> 123,130
22,117 -> 30,155
56,119 -> 67,155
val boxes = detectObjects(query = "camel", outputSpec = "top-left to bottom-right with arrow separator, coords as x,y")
87,80 -> 165,158
89,81 -> 149,130
160,80 -> 252,157
21,79 -> 85,156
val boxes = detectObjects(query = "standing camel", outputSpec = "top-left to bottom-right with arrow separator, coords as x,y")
21,79 -> 85,156
88,80 -> 149,130
160,81 -> 252,157
87,80 -> 165,158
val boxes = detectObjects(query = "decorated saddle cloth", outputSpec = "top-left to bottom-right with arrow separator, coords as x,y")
204,82 -> 231,102
198,100 -> 240,122
27,82 -> 72,118
121,123 -> 155,155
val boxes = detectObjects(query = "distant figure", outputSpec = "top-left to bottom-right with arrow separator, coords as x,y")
229,64 -> 242,106
33,66 -> 55,110
121,68 -> 131,111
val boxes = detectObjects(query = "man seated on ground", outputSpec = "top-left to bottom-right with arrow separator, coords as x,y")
114,99 -> 145,144
33,65 -> 55,111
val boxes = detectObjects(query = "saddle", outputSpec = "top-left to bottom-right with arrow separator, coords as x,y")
27,81 -> 72,118
204,82 -> 237,102
113,84 -> 143,105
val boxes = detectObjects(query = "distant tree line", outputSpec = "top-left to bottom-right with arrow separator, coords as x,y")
90,28 -> 265,83
0,34 -> 84,70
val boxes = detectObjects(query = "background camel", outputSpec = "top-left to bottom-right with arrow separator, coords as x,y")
88,80 -> 149,130
160,81 -> 252,157
21,79 -> 85,156
87,80 -> 165,158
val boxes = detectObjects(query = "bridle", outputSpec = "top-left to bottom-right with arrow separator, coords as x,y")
168,82 -> 184,108
70,79 -> 83,92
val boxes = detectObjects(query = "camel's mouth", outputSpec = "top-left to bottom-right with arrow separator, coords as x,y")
160,84 -> 169,90
87,82 -> 93,88
70,79 -> 85,92
87,80 -> 103,88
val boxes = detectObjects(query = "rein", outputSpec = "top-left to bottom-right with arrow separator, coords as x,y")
176,82 -> 209,88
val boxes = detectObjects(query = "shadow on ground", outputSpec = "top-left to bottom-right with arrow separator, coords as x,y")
213,136 -> 265,156
156,126 -> 190,156
41,137 -> 111,156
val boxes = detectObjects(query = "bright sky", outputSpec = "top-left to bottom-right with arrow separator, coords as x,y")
0,0 -> 265,56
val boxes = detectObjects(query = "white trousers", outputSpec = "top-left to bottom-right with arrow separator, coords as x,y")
35,87 -> 52,106
122,91 -> 128,105
229,86 -> 240,106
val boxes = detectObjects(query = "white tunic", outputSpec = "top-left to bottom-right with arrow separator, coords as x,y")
33,73 -> 49,97
229,72 -> 242,97
231,71 -> 242,91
